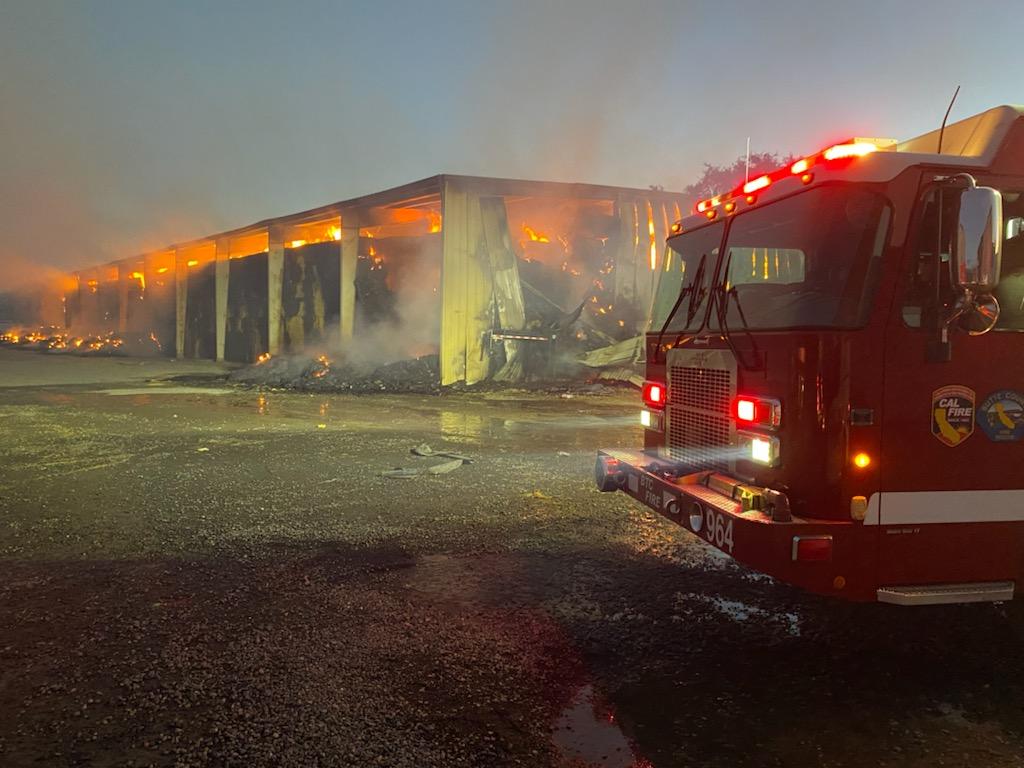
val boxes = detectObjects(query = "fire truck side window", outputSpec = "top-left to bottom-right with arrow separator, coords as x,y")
901,188 -> 958,329
903,189 -> 1024,331
995,196 -> 1024,330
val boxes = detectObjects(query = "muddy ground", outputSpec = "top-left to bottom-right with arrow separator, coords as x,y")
1,348 -> 1023,768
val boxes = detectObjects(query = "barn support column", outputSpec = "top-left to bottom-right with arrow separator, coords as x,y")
174,249 -> 187,359
81,269 -> 101,330
614,197 -> 640,306
339,213 -> 359,347
215,238 -> 230,362
267,225 -> 285,355
440,180 -> 491,386
116,263 -> 129,334
645,199 -> 669,329
479,197 -> 524,381
142,255 -> 156,309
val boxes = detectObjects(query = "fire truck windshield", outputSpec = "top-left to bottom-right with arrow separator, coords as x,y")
651,221 -> 721,333
711,186 -> 891,330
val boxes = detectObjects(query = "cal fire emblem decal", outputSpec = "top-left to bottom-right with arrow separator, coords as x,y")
931,385 -> 976,447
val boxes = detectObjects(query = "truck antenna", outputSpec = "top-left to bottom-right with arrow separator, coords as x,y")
937,85 -> 961,155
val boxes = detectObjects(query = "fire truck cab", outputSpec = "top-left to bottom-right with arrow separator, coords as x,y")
596,105 -> 1024,604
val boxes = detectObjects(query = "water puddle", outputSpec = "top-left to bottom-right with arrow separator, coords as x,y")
97,386 -> 233,396
552,685 -> 648,767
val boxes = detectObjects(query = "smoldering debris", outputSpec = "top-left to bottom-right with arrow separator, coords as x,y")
226,349 -> 638,396
0,327 -> 164,356
227,352 -> 442,394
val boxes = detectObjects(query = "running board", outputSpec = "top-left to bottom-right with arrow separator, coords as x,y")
877,581 -> 1014,606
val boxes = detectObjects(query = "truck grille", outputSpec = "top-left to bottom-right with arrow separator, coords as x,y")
666,351 -> 736,472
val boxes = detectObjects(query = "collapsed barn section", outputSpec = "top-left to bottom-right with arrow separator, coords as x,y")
60,176 -> 686,385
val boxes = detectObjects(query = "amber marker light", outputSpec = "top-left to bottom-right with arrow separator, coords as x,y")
853,452 -> 872,469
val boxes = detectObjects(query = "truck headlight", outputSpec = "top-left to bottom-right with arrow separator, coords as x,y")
738,430 -> 780,467
640,409 -> 664,432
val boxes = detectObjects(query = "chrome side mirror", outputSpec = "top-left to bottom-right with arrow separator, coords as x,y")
953,186 -> 1002,293
957,293 -> 1000,335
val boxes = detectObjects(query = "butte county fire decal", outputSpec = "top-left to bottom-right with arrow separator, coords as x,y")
931,385 -> 976,447
977,390 -> 1024,442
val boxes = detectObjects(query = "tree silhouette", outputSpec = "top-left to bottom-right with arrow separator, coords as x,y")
682,152 -> 794,205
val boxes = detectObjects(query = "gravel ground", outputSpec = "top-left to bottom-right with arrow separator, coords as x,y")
1,349 -> 1023,768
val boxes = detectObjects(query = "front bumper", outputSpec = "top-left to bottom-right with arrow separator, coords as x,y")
596,449 -> 875,600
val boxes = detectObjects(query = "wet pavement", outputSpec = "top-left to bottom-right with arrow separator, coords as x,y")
1,349 -> 1023,767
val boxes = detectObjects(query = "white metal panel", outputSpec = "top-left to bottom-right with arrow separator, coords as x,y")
863,490 -> 1024,525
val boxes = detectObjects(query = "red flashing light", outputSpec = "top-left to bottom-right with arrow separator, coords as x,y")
790,158 -> 810,174
731,395 -> 781,428
823,141 -> 878,161
793,536 -> 833,562
696,197 -> 721,214
742,175 -> 771,195
642,381 -> 666,409
735,397 -> 757,423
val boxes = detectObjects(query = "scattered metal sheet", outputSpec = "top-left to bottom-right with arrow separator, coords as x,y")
410,444 -> 473,463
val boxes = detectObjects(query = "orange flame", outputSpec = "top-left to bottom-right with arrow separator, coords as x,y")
312,354 -> 331,378
522,224 -> 550,243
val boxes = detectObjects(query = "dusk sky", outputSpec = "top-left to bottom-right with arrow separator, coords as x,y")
1,0 -> 1019,278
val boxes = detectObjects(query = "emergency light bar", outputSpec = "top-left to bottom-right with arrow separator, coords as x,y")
684,136 -> 898,224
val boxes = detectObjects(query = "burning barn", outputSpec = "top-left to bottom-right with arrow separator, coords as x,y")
54,175 -> 686,385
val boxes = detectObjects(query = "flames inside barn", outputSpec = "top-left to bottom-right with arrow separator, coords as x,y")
13,175 -> 687,385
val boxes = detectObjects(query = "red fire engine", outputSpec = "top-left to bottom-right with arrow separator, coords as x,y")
596,105 -> 1024,604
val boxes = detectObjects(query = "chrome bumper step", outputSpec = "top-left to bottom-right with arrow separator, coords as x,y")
877,581 -> 1014,606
